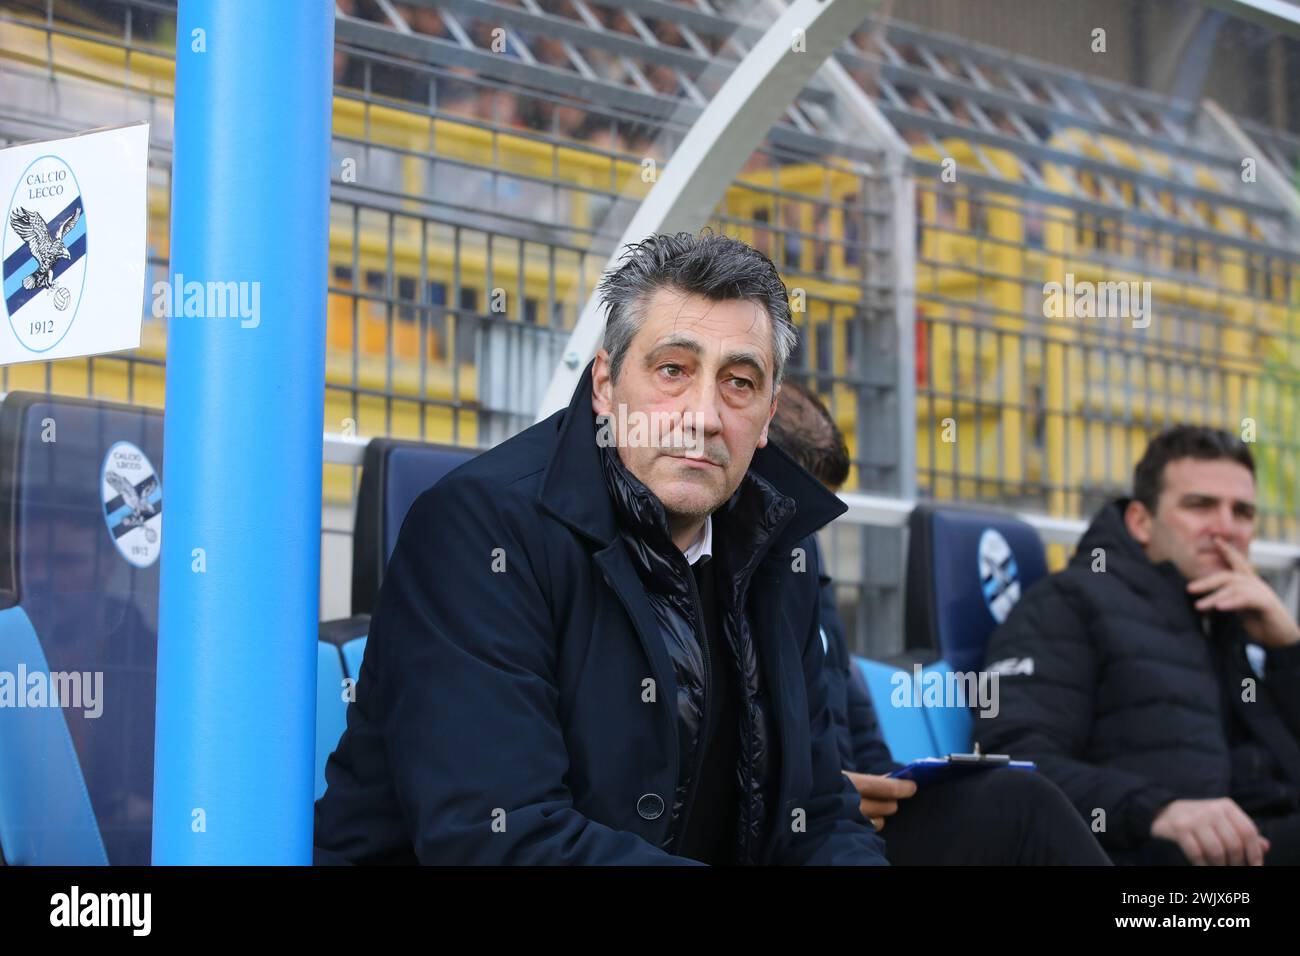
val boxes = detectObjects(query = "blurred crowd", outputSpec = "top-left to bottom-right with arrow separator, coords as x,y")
332,0 -> 878,173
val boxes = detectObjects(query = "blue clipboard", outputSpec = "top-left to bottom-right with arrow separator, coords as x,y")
888,753 -> 1037,788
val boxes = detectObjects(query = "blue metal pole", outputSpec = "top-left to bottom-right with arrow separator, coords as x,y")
153,0 -> 334,864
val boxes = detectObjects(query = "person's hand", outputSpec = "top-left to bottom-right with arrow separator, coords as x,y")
1150,798 -> 1270,866
842,771 -> 917,831
1187,538 -> 1300,649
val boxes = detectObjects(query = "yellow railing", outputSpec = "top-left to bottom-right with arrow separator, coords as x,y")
911,133 -> 1300,548
4,17 -> 1298,534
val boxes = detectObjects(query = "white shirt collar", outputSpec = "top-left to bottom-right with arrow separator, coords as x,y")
682,513 -> 713,566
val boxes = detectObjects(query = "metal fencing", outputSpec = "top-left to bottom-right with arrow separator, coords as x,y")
1,0 -> 1297,652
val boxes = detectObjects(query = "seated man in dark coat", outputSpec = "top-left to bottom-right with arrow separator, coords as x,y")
313,231 -> 887,865
768,381 -> 1109,865
976,425 -> 1300,865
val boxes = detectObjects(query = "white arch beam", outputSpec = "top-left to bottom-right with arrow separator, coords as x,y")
535,0 -> 879,420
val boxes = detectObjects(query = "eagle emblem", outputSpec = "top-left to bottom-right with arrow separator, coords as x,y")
9,205 -> 81,292
105,470 -> 160,543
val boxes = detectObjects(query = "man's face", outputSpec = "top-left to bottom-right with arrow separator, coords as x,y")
1124,457 -> 1257,581
592,287 -> 779,528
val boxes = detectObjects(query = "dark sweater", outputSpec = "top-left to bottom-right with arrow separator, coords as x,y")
675,554 -> 742,864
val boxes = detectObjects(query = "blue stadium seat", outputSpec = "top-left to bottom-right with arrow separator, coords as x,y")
903,504 -> 1048,675
350,437 -> 478,616
919,660 -> 976,756
853,656 -> 937,763
316,615 -> 368,800
0,392 -> 162,865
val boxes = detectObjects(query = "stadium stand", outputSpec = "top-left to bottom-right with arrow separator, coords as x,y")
4,1 -> 1299,660
0,4 -> 1297,850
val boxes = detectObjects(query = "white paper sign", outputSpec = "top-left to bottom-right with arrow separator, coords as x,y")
0,122 -> 148,366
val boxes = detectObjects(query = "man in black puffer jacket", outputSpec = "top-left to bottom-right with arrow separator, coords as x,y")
976,426 -> 1300,865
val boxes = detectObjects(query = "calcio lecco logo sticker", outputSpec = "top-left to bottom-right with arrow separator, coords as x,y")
3,154 -> 87,353
101,441 -> 162,568
978,527 -> 1021,624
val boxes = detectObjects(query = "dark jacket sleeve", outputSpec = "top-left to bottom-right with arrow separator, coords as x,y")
1263,641 -> 1300,744
972,577 -> 1175,850
365,473 -> 694,865
776,538 -> 889,866
816,562 -> 898,776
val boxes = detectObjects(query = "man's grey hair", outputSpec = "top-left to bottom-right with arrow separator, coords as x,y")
596,231 -> 799,394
